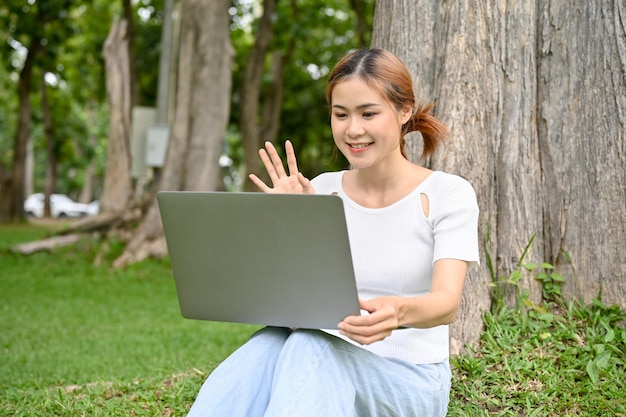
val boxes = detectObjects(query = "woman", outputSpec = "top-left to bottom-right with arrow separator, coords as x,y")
187,48 -> 479,417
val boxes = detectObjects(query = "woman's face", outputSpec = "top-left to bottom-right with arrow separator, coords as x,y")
330,78 -> 411,170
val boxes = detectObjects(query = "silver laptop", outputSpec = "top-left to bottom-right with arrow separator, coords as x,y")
156,191 -> 361,329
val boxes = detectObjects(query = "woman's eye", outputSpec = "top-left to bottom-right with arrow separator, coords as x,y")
362,112 -> 377,118
334,113 -> 347,119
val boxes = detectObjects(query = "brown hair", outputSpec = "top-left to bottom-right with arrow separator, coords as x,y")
326,49 -> 447,159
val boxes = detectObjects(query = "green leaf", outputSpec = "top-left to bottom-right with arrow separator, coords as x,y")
551,273 -> 565,282
523,263 -> 537,271
541,262 -> 554,269
595,351 -> 612,370
586,359 -> 599,383
538,313 -> 555,322
604,328 -> 615,343
509,270 -> 522,284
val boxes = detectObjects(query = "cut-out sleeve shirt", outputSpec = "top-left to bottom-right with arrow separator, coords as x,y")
311,170 -> 480,364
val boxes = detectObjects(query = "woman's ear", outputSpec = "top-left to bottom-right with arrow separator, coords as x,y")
400,105 -> 413,124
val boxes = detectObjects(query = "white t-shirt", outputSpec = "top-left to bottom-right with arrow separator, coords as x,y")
311,170 -> 480,364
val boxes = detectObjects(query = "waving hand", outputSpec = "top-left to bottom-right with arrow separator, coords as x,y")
249,140 -> 315,194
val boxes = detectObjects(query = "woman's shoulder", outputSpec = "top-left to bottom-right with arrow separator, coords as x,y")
422,171 -> 478,212
310,171 -> 345,194
424,171 -> 476,194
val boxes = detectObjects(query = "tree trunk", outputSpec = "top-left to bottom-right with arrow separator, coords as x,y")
241,0 -> 278,191
536,1 -> 626,306
122,0 -> 140,108
113,0 -> 233,268
0,163 -> 10,222
372,0 -> 626,351
78,104 -> 100,204
5,36 -> 42,222
41,75 -> 57,218
101,18 -> 133,214
260,44 -> 294,149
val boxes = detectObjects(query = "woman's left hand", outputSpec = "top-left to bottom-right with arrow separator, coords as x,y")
338,297 -> 404,345
249,140 -> 315,194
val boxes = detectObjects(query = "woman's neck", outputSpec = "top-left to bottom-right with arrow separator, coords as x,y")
344,160 -> 430,208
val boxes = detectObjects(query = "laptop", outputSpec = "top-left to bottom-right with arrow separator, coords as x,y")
156,191 -> 361,329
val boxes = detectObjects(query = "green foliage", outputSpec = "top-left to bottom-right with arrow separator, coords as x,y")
484,222 -> 537,310
227,0 -> 376,182
530,261 -> 566,305
1,0 -> 375,199
459,232 -> 626,415
450,297 -> 626,416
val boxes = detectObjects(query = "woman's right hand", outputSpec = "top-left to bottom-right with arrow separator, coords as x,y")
249,140 -> 315,194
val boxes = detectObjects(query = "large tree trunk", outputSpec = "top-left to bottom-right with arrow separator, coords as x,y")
241,0 -> 277,191
536,1 -> 626,305
113,0 -> 232,268
372,0 -> 626,351
101,18 -> 134,214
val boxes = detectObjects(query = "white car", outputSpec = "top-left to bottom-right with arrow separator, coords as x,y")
24,193 -> 99,218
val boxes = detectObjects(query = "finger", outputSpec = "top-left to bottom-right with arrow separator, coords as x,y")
258,149 -> 279,184
248,174 -> 271,193
264,141 -> 287,178
298,173 -> 316,194
339,325 -> 392,345
285,140 -> 299,177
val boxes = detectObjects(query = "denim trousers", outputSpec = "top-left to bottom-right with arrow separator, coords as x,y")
186,327 -> 451,417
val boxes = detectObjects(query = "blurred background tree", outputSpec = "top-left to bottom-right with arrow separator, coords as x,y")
0,0 -> 373,222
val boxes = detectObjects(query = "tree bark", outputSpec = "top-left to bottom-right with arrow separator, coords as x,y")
101,18 -> 134,214
241,0 -> 278,191
536,1 -> 626,305
112,0 -> 233,268
122,0 -> 140,108
372,0 -> 626,351
5,35 -> 42,221
41,75 -> 57,218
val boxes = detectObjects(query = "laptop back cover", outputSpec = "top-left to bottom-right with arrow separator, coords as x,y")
157,191 -> 360,329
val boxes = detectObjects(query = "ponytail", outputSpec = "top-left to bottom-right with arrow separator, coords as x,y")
402,103 -> 448,159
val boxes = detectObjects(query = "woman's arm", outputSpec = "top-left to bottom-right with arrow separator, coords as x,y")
338,258 -> 468,345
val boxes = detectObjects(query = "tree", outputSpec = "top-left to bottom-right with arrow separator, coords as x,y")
233,0 -> 376,191
112,0 -> 233,267
0,0 -> 87,221
372,0 -> 625,351
101,18 -> 133,213
240,0 -> 277,191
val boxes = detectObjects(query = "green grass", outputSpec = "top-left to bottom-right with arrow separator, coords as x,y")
1,224 -> 625,416
449,301 -> 626,416
0,224 -> 259,415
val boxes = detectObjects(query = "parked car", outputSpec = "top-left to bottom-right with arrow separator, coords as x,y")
24,193 -> 99,218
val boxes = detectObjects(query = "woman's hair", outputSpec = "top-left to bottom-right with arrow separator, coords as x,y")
326,49 -> 447,159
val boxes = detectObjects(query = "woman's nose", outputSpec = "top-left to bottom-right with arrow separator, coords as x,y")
346,118 -> 364,137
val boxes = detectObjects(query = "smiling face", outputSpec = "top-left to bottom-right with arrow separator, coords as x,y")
330,77 -> 412,171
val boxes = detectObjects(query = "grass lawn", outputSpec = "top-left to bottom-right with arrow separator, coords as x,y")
1,223 -> 625,416
0,223 -> 259,416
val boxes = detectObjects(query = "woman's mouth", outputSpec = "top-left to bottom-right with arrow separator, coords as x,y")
348,143 -> 372,150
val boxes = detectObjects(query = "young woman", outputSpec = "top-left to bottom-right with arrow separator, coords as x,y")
186,48 -> 479,417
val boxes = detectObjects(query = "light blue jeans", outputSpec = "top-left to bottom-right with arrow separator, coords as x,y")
186,327 -> 451,417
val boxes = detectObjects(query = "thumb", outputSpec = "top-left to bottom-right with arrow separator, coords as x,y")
359,298 -> 377,313
298,173 -> 315,194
